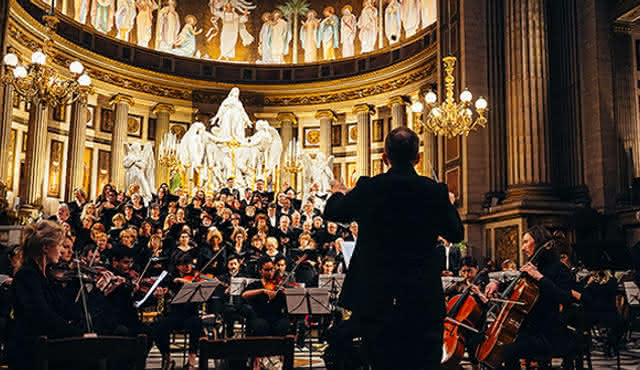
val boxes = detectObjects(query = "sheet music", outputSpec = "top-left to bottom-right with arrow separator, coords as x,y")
623,281 -> 640,307
284,288 -> 331,315
135,270 -> 168,308
441,276 -> 464,290
342,241 -> 355,268
318,274 -> 345,294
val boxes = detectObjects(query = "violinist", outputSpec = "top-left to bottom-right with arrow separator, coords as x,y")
241,258 -> 289,336
484,226 -> 573,370
152,255 -> 204,370
7,221 -> 83,370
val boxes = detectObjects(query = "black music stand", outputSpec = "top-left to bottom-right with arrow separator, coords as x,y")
171,281 -> 220,305
285,288 -> 331,369
318,274 -> 345,302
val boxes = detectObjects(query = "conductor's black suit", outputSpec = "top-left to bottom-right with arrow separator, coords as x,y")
324,164 -> 464,369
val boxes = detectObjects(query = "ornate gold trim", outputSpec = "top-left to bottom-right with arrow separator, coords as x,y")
152,103 -> 176,116
388,95 -> 410,106
315,110 -> 337,121
353,104 -> 376,115
276,112 -> 298,126
109,94 -> 135,107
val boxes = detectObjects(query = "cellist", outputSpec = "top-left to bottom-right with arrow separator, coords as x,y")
483,226 -> 574,369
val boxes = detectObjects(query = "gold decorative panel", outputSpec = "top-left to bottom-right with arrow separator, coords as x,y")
127,114 -> 143,138
47,139 -> 64,198
101,107 -> 114,133
303,127 -> 320,148
52,103 -> 67,122
372,159 -> 383,176
346,162 -> 357,187
82,148 -> 93,199
97,149 -> 111,195
21,132 -> 28,153
373,119 -> 384,142
170,121 -> 189,140
7,129 -> 16,189
347,124 -> 357,144
494,225 -> 519,266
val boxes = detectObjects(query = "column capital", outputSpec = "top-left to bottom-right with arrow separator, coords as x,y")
353,104 -> 376,115
152,103 -> 175,115
276,112 -> 298,126
315,110 -> 337,121
109,94 -> 135,107
388,95 -> 410,106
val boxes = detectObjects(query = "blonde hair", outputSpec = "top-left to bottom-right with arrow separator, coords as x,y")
21,220 -> 65,267
265,236 -> 278,250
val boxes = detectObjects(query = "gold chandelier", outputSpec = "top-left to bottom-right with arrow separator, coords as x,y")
412,56 -> 488,137
2,12 -> 92,107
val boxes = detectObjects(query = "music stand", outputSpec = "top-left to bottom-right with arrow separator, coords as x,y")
624,282 -> 640,308
285,288 -> 331,369
171,281 -> 220,305
229,277 -> 258,304
318,274 -> 345,301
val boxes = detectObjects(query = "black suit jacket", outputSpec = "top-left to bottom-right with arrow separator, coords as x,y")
437,243 -> 462,275
324,165 -> 464,319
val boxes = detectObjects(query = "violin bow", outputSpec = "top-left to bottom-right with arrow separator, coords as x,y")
74,250 -> 94,334
198,244 -> 228,279
276,253 -> 308,292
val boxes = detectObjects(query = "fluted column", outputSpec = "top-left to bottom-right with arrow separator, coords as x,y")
354,104 -> 375,178
21,101 -> 49,205
0,84 -> 14,185
505,0 -> 553,200
152,103 -> 175,187
389,96 -> 408,129
277,112 -> 297,186
316,110 -> 336,156
64,97 -> 89,201
109,94 -> 134,191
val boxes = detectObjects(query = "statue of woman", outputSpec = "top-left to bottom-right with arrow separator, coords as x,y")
209,88 -> 253,144
123,143 -> 155,203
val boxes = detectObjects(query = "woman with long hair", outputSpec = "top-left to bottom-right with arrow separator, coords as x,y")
7,221 -> 83,370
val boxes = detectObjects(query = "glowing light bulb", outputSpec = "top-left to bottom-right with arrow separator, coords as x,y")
425,90 -> 437,104
69,61 -> 84,74
78,73 -> 91,87
475,97 -> 488,110
460,89 -> 472,103
31,50 -> 46,65
13,65 -> 27,78
431,107 -> 441,117
3,53 -> 18,67
411,101 -> 424,113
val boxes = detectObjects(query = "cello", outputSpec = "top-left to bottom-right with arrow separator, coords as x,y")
475,240 -> 553,368
441,269 -> 488,368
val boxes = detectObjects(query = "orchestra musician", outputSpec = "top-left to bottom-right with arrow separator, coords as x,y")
241,258 -> 289,336
484,225 -> 574,369
7,221 -> 84,370
324,127 -> 463,369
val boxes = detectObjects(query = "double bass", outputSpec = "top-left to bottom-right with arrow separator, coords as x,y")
475,240 -> 553,368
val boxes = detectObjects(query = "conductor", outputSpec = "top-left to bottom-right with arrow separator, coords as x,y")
324,127 -> 464,369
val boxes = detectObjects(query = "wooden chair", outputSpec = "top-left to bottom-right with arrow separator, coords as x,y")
33,334 -> 147,370
198,335 -> 295,370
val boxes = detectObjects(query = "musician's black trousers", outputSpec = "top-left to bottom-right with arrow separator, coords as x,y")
152,313 -> 203,354
360,308 -> 443,370
246,317 -> 289,336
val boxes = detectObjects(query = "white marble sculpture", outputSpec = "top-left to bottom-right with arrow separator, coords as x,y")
301,151 -> 334,195
209,87 -> 253,144
123,143 -> 155,203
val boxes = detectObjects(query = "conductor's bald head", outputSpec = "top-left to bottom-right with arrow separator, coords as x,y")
384,127 -> 420,167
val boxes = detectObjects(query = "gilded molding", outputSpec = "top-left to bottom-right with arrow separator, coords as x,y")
109,94 -> 135,107
315,110 -> 337,121
353,104 -> 376,115
152,103 -> 176,116
388,95 -> 410,106
276,112 -> 298,126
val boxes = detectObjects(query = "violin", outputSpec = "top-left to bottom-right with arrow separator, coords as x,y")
441,270 -> 488,368
475,241 -> 553,368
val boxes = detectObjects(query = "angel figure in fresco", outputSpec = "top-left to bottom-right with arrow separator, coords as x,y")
385,0 -> 402,44
155,0 -> 180,52
300,10 -> 320,63
358,0 -> 377,54
206,0 -> 256,40
74,0 -> 91,24
340,5 -> 357,58
171,15 -> 203,57
136,0 -> 159,48
213,2 -> 254,60
401,0 -> 421,37
258,12 -> 274,63
270,10 -> 291,64
91,0 -> 116,34
421,0 -> 437,28
115,0 -> 137,41
123,143 -> 155,203
318,6 -> 339,60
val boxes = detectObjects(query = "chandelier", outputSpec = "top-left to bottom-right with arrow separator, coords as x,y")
1,11 -> 92,107
412,56 -> 488,137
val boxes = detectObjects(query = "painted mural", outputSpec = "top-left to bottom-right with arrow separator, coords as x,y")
42,0 -> 437,64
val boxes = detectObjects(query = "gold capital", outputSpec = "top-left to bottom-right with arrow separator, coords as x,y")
388,96 -> 409,106
315,110 -> 337,121
353,104 -> 375,115
276,112 -> 298,126
152,103 -> 176,115
109,94 -> 135,107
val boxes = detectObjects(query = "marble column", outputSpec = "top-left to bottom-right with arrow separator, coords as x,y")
64,97 -> 89,201
505,0 -> 553,200
422,129 -> 436,177
353,104 -> 375,177
316,110 -> 336,157
389,96 -> 408,129
152,103 -> 175,187
109,94 -> 134,191
277,112 -> 297,186
21,101 -> 49,205
0,84 -> 13,186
